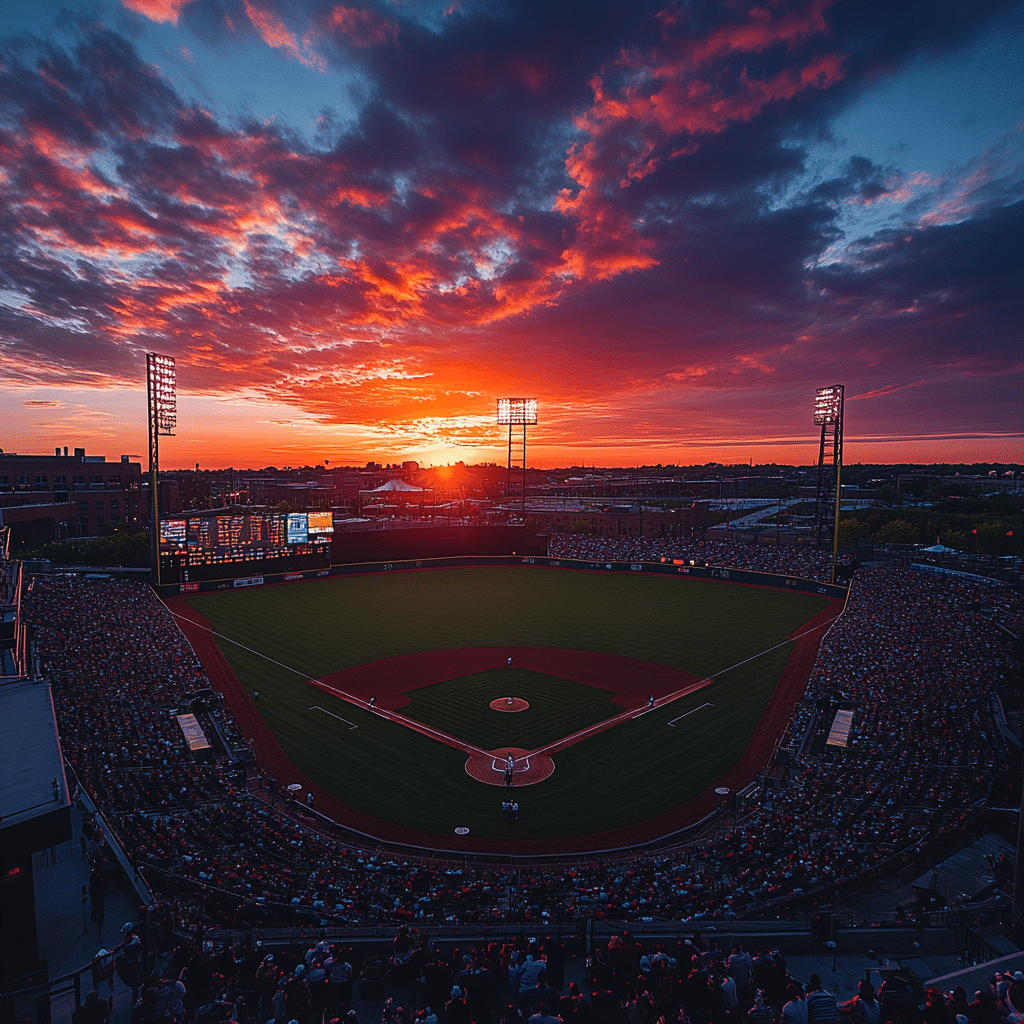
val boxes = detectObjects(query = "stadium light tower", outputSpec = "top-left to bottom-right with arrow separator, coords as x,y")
812,384 -> 844,582
496,398 -> 537,522
147,353 -> 177,587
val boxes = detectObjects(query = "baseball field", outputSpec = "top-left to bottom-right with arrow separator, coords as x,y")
170,565 -> 840,852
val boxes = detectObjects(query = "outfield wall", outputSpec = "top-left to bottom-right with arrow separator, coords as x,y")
160,553 -> 848,600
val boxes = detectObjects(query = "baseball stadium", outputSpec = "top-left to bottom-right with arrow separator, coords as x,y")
167,561 -> 844,852
2,519 -> 1021,1024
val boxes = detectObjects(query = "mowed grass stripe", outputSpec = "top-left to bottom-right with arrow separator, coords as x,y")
400,669 -> 620,750
188,567 -> 827,680
187,569 -> 828,840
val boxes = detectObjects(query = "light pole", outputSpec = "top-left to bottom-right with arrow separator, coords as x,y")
146,354 -> 177,587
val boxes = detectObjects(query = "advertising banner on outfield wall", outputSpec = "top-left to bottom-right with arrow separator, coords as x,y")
157,555 -> 847,599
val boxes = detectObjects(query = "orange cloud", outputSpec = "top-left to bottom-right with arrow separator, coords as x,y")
121,0 -> 186,25
243,0 -> 326,70
329,6 -> 399,47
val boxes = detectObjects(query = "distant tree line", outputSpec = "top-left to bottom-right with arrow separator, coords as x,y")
839,493 -> 1021,555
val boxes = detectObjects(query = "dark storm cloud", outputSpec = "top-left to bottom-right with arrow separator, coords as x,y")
0,0 -> 1020,449
810,200 -> 1024,367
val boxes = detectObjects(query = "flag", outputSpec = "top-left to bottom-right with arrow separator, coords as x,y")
971,529 -> 977,535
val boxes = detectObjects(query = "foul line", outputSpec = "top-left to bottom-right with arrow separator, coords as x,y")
167,608 -> 495,759
311,678 -> 492,758
532,614 -> 838,757
170,602 -> 839,766
309,706 -> 358,729
668,703 -> 714,727
168,609 -> 320,683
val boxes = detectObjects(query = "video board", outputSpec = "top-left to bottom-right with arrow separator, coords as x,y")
286,513 -> 308,545
307,511 -> 334,536
159,510 -> 332,582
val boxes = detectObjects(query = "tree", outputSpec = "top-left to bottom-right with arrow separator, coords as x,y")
876,519 -> 918,545
838,517 -> 870,547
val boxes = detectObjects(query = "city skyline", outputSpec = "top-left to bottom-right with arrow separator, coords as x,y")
1,0 -> 1021,470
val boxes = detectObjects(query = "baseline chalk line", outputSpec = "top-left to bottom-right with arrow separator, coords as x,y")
309,706 -> 358,729
667,702 -> 714,727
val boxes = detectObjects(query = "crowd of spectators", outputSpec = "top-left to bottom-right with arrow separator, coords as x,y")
982,588 -> 1024,637
23,559 -> 1017,934
547,537 -> 851,583
76,921 -> 1024,1024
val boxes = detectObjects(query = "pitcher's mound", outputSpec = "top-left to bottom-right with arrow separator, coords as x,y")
465,746 -> 554,786
489,697 -> 529,712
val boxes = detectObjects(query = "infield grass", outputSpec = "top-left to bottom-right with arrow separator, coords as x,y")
401,668 -> 620,750
187,566 -> 830,842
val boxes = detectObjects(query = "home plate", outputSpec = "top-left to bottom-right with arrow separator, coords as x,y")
465,746 -> 554,786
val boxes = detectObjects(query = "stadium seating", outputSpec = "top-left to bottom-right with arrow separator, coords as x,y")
24,560 -> 1018,932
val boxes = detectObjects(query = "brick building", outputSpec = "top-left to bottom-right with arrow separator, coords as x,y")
0,447 -> 143,541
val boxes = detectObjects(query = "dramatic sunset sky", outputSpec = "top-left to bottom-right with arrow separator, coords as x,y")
1,0 -> 1021,469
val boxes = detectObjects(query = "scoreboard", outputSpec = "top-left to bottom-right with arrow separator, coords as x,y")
160,511 -> 333,582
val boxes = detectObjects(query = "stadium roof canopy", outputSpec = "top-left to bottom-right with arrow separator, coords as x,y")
0,680 -> 72,856
363,479 -> 427,493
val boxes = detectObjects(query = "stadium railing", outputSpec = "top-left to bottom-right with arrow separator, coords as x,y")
64,759 -> 154,907
0,942 -> 125,1024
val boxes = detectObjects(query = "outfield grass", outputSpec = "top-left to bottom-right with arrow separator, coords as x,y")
401,668 -> 620,750
188,567 -> 829,841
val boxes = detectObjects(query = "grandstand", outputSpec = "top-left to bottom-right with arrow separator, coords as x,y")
1,536 -> 1021,1023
